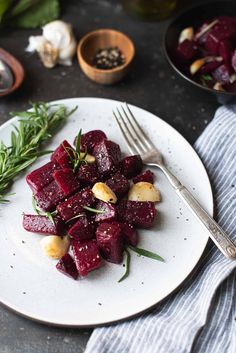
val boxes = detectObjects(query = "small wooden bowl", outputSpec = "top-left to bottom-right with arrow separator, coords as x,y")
77,29 -> 135,85
0,48 -> 24,97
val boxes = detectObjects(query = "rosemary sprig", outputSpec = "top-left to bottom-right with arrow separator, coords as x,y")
83,206 -> 106,214
129,245 -> 165,262
118,249 -> 131,283
65,213 -> 84,224
0,102 -> 77,204
63,129 -> 88,172
32,196 -> 56,225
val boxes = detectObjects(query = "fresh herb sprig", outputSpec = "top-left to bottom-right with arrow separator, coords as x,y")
0,102 -> 77,204
129,246 -> 165,262
32,196 -> 56,225
118,250 -> 131,283
63,129 -> 88,172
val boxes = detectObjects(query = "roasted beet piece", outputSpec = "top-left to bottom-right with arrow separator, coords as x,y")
78,163 -> 100,185
176,39 -> 198,62
121,223 -> 138,247
118,200 -> 157,229
53,168 -> 80,195
133,170 -> 154,184
94,200 -> 117,223
231,49 -> 236,71
51,140 -> 75,169
93,139 -> 121,175
68,216 -> 95,240
218,40 -> 233,70
105,172 -> 129,198
34,181 -> 65,212
121,155 -> 143,179
72,239 -> 101,276
79,130 -> 107,153
213,64 -> 231,84
23,214 -> 65,235
200,61 -> 222,74
205,23 -> 236,55
26,161 -> 60,193
96,222 -> 124,264
56,254 -> 78,280
57,187 -> 95,222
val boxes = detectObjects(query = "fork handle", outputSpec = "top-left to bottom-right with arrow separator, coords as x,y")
159,165 -> 236,260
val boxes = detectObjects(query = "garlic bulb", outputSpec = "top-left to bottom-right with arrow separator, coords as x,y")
26,20 -> 76,68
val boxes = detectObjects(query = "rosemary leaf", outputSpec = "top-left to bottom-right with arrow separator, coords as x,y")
118,249 -> 131,283
83,206 -> 106,214
129,245 -> 165,263
32,196 -> 55,225
0,102 -> 77,204
65,213 -> 84,224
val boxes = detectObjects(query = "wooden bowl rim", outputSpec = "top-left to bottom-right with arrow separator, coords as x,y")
0,48 -> 24,97
77,28 -> 135,73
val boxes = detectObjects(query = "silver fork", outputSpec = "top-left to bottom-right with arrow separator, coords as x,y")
113,103 -> 236,260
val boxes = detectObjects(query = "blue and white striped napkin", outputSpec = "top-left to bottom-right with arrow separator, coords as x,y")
85,106 -> 236,353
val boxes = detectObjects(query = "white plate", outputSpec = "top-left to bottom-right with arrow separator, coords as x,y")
0,98 -> 213,327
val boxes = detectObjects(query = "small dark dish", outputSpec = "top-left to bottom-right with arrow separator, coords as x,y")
0,48 -> 24,97
164,1 -> 236,103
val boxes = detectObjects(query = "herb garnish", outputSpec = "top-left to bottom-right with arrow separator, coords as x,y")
83,206 -> 106,214
0,102 -> 77,204
129,246 -> 165,262
32,196 -> 56,225
118,249 -> 130,283
65,214 -> 84,224
201,74 -> 213,81
63,129 -> 88,172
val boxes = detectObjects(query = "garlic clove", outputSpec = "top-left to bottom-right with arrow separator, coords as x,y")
41,235 -> 70,259
190,59 -> 205,75
179,27 -> 194,43
80,152 -> 96,163
38,42 -> 59,69
92,182 -> 117,203
213,82 -> 224,91
128,182 -> 161,202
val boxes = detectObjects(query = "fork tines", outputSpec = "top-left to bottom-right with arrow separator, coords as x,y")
113,103 -> 155,156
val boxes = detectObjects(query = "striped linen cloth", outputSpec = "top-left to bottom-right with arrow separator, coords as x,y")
85,105 -> 236,353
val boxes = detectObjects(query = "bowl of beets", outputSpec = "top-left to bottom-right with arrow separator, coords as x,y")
164,1 -> 236,102
23,129 -> 160,281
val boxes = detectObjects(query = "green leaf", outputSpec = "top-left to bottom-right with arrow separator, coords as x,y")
10,0 -> 39,17
11,0 -> 60,29
83,206 -> 106,214
129,246 -> 165,262
0,0 -> 14,22
118,250 -> 130,283
65,214 -> 84,224
201,74 -> 213,81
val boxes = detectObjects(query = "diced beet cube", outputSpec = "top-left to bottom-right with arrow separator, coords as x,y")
57,187 -> 95,222
133,170 -> 154,184
231,49 -> 236,71
23,214 -> 65,235
34,181 -> 65,212
96,222 -> 124,264
72,239 -> 101,276
56,254 -> 78,280
51,140 -> 75,169
213,64 -> 231,84
118,200 -> 157,229
78,130 -> 107,153
121,155 -> 143,179
105,172 -> 129,198
93,139 -> 121,175
176,39 -> 198,62
78,163 -> 100,185
218,40 -> 233,70
121,223 -> 138,247
205,24 -> 236,55
200,61 -> 222,74
68,216 -> 95,240
26,161 -> 60,193
94,201 -> 117,223
53,168 -> 80,195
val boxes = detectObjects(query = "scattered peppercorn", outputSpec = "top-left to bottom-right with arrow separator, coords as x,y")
93,47 -> 125,69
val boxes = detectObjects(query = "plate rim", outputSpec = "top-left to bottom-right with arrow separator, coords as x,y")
0,97 -> 214,327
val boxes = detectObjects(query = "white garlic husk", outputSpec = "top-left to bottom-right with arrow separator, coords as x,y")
26,20 -> 76,68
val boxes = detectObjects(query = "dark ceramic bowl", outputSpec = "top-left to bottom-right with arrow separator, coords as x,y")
164,1 -> 236,104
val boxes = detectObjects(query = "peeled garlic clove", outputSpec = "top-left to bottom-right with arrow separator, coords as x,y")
128,182 -> 161,202
179,27 -> 194,43
80,152 -> 96,163
213,82 -> 224,91
26,35 -> 47,52
92,182 -> 117,203
41,235 -> 70,259
38,41 -> 59,69
190,59 -> 205,75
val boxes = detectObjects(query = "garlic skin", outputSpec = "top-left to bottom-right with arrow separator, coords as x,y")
26,20 -> 76,68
